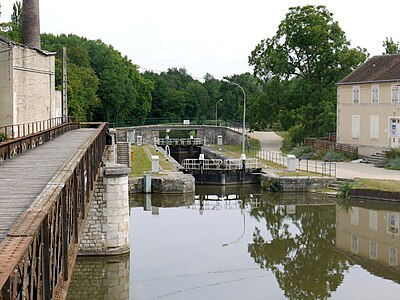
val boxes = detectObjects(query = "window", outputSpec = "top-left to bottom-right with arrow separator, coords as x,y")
352,115 -> 360,139
370,240 -> 377,259
370,115 -> 379,140
350,207 -> 359,225
371,85 -> 379,103
392,84 -> 400,103
369,210 -> 378,230
389,246 -> 398,266
387,212 -> 399,235
351,235 -> 359,253
353,86 -> 360,103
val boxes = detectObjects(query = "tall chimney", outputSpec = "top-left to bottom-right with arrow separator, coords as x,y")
22,0 -> 41,49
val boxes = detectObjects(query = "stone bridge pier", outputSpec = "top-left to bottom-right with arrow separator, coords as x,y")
79,162 -> 130,255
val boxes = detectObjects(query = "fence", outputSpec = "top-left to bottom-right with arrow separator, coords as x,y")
304,138 -> 358,157
245,141 -> 336,177
156,138 -> 204,146
181,158 -> 260,171
0,116 -> 76,141
0,119 -> 80,162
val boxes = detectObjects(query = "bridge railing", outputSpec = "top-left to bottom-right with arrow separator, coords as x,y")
0,117 -> 80,162
182,158 -> 261,171
0,122 -> 108,299
0,116 -> 76,141
156,138 -> 203,146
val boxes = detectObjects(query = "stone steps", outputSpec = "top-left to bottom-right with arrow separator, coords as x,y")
326,178 -> 355,197
116,142 -> 131,167
361,152 -> 388,167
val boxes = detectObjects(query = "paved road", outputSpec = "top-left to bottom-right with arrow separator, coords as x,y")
250,131 -> 400,180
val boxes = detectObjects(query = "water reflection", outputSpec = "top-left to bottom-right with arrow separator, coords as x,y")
248,195 -> 349,299
67,255 -> 129,300
336,199 -> 400,283
68,188 -> 400,299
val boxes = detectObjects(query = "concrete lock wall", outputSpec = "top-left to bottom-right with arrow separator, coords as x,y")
79,163 -> 130,256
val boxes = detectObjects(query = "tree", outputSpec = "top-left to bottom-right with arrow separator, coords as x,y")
382,37 -> 400,54
0,1 -> 22,43
248,5 -> 367,141
249,5 -> 367,83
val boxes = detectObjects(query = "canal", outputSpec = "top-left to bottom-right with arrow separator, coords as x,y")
67,186 -> 400,299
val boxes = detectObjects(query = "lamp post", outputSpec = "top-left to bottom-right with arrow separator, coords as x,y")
223,79 -> 246,159
215,98 -> 223,126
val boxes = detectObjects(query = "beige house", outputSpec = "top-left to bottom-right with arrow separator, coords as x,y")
337,54 -> 400,156
0,36 -> 61,127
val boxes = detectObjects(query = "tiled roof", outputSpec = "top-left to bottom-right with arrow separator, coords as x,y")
338,54 -> 400,85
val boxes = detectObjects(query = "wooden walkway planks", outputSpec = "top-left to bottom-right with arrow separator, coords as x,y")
0,128 -> 98,243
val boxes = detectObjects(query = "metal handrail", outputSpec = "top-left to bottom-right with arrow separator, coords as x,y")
0,116 -> 76,141
181,158 -> 260,171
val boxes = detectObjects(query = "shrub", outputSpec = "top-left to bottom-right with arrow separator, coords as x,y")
322,151 -> 346,162
0,132 -> 6,142
385,148 -> 400,160
387,157 -> 400,170
290,146 -> 314,159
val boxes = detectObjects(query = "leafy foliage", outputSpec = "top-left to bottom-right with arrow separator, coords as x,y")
41,34 -> 153,123
248,5 -> 367,145
382,37 -> 400,54
338,182 -> 354,199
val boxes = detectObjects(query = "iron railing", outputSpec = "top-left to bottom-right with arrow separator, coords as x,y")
156,138 -> 204,146
0,117 -> 76,140
0,118 -> 79,162
181,158 -> 260,171
0,122 -> 108,299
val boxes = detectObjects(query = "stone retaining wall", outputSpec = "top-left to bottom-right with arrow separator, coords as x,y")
262,174 -> 334,192
129,172 -> 195,194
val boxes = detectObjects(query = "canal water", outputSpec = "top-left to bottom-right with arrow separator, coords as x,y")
67,186 -> 400,299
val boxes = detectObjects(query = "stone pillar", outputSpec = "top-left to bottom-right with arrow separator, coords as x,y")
79,163 -> 130,256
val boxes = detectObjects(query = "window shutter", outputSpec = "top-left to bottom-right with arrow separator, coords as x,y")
352,115 -> 360,138
370,115 -> 379,139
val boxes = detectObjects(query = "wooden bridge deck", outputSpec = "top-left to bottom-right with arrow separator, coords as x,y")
0,128 -> 98,243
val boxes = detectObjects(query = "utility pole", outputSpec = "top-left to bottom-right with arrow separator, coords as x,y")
62,47 -> 68,118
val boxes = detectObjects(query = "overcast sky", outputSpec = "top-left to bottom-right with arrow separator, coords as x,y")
1,0 -> 399,79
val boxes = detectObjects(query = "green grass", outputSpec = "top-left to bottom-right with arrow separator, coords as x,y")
147,147 -> 177,171
352,179 -> 400,192
130,146 -> 151,177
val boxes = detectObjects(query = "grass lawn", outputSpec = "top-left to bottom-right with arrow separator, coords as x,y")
353,178 -> 400,192
130,145 -> 178,177
130,145 -> 151,177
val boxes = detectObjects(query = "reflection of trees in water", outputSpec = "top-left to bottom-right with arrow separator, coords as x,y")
248,196 -> 350,299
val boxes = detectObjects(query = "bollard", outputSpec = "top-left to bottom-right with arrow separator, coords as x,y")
144,173 -> 152,193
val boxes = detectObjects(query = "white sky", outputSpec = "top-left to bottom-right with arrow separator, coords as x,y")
1,0 -> 399,79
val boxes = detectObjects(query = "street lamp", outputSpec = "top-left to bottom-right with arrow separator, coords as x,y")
215,98 -> 223,126
222,79 -> 246,160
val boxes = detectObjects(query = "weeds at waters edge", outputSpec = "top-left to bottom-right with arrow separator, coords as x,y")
338,182 -> 354,199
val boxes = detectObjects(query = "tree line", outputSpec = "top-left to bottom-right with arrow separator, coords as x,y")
1,3 -> 400,145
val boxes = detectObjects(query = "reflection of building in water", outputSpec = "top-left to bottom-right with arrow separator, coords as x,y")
336,202 -> 400,271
